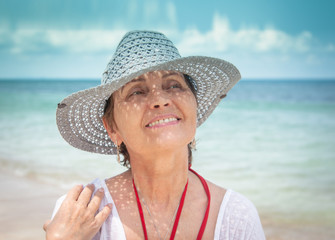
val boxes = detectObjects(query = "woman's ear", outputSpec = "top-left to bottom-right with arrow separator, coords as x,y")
102,117 -> 123,145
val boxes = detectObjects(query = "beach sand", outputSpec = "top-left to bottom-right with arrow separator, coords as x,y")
0,170 -> 334,240
0,170 -> 64,240
261,215 -> 335,240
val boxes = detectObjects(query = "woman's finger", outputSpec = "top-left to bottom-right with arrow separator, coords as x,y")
87,187 -> 105,213
43,219 -> 51,231
65,184 -> 84,202
93,204 -> 113,230
45,184 -> 110,240
77,184 -> 95,206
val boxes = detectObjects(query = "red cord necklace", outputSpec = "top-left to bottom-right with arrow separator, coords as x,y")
132,168 -> 210,240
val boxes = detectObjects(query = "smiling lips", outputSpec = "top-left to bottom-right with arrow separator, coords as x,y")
146,116 -> 181,128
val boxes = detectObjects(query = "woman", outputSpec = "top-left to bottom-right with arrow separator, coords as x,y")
44,30 -> 266,240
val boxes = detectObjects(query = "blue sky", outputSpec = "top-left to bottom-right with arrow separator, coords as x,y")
1,0 -> 334,79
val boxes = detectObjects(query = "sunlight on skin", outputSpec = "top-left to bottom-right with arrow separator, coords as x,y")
105,169 -> 189,239
102,70 -> 198,223
101,71 -> 223,239
109,70 -> 197,158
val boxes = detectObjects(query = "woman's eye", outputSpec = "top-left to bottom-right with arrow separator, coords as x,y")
129,90 -> 144,97
168,83 -> 182,89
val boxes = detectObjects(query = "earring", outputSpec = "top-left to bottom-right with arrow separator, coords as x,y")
116,140 -> 121,164
190,139 -> 196,150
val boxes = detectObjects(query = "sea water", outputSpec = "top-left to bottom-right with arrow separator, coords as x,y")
0,79 -> 334,227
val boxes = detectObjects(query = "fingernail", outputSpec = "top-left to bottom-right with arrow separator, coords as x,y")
98,187 -> 104,193
107,203 -> 113,209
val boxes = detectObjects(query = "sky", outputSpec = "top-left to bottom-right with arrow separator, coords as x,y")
1,0 -> 334,79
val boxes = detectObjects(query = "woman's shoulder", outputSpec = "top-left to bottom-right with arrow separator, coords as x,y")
91,170 -> 131,190
103,170 -> 132,192
207,181 -> 227,199
223,189 -> 258,212
215,189 -> 266,240
205,180 -> 259,217
52,171 -> 130,217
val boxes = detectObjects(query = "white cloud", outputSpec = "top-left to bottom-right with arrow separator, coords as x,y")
1,12 -> 334,78
176,13 -> 313,56
3,28 -> 126,55
1,2 -> 181,56
47,29 -> 126,53
0,14 -> 319,57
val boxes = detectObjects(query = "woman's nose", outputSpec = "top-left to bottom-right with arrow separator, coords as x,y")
148,90 -> 171,109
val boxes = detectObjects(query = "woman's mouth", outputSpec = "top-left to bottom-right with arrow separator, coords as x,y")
146,117 -> 181,128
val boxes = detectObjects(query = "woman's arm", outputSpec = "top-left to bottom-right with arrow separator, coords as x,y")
43,184 -> 112,240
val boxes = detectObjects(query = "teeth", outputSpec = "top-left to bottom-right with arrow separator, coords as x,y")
148,118 -> 178,127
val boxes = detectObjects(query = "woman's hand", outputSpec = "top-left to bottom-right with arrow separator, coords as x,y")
43,184 -> 112,240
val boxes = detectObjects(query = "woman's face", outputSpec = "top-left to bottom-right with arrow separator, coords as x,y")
109,70 -> 197,155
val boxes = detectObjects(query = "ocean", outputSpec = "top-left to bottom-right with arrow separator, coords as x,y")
0,79 -> 334,228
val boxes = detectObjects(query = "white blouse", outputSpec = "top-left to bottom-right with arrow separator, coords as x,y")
52,179 -> 266,240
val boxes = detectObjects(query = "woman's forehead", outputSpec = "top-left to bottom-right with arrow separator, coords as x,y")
117,70 -> 184,95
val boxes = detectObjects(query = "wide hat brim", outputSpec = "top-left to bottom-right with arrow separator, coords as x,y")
56,56 -> 241,155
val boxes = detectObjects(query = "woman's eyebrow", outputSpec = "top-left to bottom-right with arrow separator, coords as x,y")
162,72 -> 181,78
121,78 -> 145,93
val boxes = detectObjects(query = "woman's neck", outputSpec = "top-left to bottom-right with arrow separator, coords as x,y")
129,147 -> 189,207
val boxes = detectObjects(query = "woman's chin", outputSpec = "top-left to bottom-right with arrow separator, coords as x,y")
144,125 -> 195,142
149,134 -> 193,147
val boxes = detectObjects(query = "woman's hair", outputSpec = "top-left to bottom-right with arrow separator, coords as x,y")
103,74 -> 197,168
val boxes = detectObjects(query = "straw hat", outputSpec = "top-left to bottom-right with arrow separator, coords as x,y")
56,30 -> 241,155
